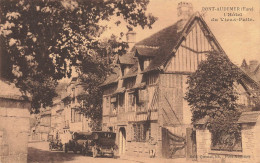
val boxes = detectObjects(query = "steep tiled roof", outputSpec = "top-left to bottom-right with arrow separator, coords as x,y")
237,111 -> 260,123
100,66 -> 120,86
122,64 -> 138,79
134,20 -> 183,72
135,46 -> 160,57
118,52 -> 135,65
101,13 -> 211,86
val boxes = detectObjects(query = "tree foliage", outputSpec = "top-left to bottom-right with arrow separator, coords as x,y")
185,51 -> 243,150
0,0 -> 156,112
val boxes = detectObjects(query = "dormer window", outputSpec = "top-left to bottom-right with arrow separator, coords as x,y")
124,66 -> 130,75
143,58 -> 152,70
120,65 -> 131,77
117,54 -> 135,77
139,58 -> 152,71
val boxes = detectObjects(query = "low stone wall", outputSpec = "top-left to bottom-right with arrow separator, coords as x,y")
196,126 -> 259,163
0,99 -> 30,163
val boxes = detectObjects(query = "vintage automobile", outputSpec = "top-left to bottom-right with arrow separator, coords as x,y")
64,132 -> 91,154
49,135 -> 63,151
82,131 -> 117,158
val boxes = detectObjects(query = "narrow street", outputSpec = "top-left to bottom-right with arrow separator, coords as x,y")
27,141 -> 136,163
27,141 -> 191,163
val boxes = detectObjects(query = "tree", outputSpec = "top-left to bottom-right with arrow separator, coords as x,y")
185,51 -> 243,150
0,0 -> 156,112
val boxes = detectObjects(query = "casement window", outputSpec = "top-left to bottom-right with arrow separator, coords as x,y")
118,93 -> 125,113
71,109 -> 82,123
138,89 -> 146,103
136,89 -> 147,112
110,96 -> 117,115
103,96 -> 110,116
128,92 -> 135,112
133,123 -> 151,142
143,58 -> 152,70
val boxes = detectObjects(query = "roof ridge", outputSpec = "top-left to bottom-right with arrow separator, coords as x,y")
135,45 -> 159,49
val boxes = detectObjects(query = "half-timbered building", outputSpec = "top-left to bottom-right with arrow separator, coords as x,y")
101,2 -> 259,159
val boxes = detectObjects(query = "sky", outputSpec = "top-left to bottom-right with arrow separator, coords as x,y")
105,0 -> 260,66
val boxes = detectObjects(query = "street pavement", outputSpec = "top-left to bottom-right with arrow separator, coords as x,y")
28,141 -> 195,163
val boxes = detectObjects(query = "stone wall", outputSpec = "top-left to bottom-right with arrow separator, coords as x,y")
0,99 -> 30,163
241,123 -> 255,160
196,125 -> 259,163
241,122 -> 260,162
195,128 -> 211,162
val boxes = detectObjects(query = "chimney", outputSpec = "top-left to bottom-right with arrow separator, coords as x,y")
249,60 -> 259,72
177,2 -> 193,32
126,30 -> 136,51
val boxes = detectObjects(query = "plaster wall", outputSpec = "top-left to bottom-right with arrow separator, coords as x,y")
0,106 -> 30,163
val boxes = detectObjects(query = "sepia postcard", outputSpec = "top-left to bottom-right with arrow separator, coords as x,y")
0,0 -> 259,163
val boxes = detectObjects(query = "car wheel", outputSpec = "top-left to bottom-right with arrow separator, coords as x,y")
73,148 -> 77,154
92,147 -> 97,158
65,146 -> 68,153
81,148 -> 86,156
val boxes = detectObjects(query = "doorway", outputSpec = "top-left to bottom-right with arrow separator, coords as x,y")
119,127 -> 126,155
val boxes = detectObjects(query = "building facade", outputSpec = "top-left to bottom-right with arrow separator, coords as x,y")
62,77 -> 91,134
101,2 -> 260,159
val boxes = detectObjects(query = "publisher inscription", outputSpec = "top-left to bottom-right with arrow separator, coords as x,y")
201,7 -> 255,22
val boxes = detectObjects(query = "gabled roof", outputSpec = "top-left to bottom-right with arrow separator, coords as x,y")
134,19 -> 183,72
101,12 -> 223,87
136,12 -> 223,73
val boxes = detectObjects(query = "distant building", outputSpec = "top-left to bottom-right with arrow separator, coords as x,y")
62,77 -> 91,133
34,108 -> 51,141
241,59 -> 260,84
